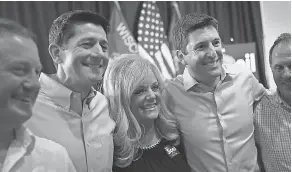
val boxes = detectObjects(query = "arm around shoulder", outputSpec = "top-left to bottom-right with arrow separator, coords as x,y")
249,71 -> 268,102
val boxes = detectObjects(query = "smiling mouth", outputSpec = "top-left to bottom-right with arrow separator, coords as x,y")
204,58 -> 220,66
82,63 -> 104,68
12,96 -> 31,104
143,103 -> 159,110
283,83 -> 291,87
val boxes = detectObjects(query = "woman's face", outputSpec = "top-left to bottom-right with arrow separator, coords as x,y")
130,69 -> 161,122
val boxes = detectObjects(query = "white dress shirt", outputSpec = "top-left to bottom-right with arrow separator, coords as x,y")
1,126 -> 76,172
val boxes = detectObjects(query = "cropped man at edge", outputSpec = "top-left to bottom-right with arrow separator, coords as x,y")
0,18 -> 76,172
254,33 -> 291,172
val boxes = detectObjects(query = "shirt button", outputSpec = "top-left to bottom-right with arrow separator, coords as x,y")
228,161 -> 232,166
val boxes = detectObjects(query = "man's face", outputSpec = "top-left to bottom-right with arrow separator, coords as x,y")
59,23 -> 109,88
182,26 -> 223,81
0,35 -> 41,127
271,42 -> 291,97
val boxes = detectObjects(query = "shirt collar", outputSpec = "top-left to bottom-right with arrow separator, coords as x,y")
39,73 -> 72,109
182,64 -> 229,91
39,73 -> 97,109
13,126 -> 34,148
3,126 -> 35,172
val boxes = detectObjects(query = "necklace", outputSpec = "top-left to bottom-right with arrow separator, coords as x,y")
141,138 -> 162,150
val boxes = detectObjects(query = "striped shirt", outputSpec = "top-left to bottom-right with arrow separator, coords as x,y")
254,91 -> 291,172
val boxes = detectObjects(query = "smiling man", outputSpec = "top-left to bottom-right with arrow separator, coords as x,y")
254,33 -> 291,172
25,10 -> 115,172
163,13 -> 267,172
0,18 -> 76,172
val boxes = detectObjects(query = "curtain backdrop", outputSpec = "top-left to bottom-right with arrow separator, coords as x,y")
0,1 -> 267,87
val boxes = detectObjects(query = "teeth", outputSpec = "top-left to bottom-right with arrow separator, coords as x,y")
206,61 -> 216,66
16,97 -> 30,103
85,64 -> 103,68
144,105 -> 156,109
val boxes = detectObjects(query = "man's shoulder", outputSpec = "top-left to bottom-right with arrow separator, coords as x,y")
254,94 -> 277,115
31,135 -> 76,171
223,63 -> 253,78
165,75 -> 184,89
258,91 -> 278,105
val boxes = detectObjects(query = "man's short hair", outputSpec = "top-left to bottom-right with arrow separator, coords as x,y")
172,13 -> 218,53
49,10 -> 109,47
0,18 -> 36,43
269,33 -> 291,64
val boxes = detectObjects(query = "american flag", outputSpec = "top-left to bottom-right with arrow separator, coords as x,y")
137,1 -> 176,79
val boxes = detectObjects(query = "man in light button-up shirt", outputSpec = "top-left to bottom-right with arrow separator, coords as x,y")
25,10 -> 115,172
0,18 -> 76,172
164,13 -> 266,172
2,127 -> 76,172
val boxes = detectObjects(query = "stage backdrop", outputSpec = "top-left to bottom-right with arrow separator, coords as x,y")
0,1 -> 267,87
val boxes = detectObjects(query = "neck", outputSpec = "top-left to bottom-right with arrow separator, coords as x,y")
139,122 -> 161,148
279,90 -> 291,106
55,69 -> 91,101
199,76 -> 220,88
0,127 -> 15,150
187,67 -> 221,89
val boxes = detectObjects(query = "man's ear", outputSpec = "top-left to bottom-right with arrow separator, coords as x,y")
176,50 -> 187,66
48,43 -> 63,65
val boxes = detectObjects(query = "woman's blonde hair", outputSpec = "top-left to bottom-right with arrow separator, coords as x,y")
103,54 -> 180,168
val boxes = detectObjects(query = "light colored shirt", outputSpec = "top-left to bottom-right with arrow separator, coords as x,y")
254,91 -> 291,172
25,73 -> 115,172
163,64 -> 266,172
1,126 -> 76,172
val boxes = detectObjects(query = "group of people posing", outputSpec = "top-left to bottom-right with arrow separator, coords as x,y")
0,9 -> 290,172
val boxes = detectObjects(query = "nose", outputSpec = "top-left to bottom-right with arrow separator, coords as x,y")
90,45 -> 109,66
282,66 -> 291,78
146,88 -> 156,100
23,71 -> 40,92
91,43 -> 108,55
205,44 -> 217,58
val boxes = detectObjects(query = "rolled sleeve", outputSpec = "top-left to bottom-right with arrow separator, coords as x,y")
250,72 -> 267,102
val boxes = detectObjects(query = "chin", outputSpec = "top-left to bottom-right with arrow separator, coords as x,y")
9,111 -> 32,126
145,109 -> 160,120
89,78 -> 103,86
282,87 -> 291,95
208,71 -> 222,78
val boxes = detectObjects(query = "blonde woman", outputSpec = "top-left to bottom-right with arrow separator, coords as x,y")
103,54 -> 191,172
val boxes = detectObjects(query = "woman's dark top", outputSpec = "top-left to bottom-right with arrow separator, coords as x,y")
113,139 -> 191,172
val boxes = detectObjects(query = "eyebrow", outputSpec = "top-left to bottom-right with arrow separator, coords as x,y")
137,81 -> 159,88
8,60 -> 43,69
77,37 -> 108,44
195,37 -> 221,45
